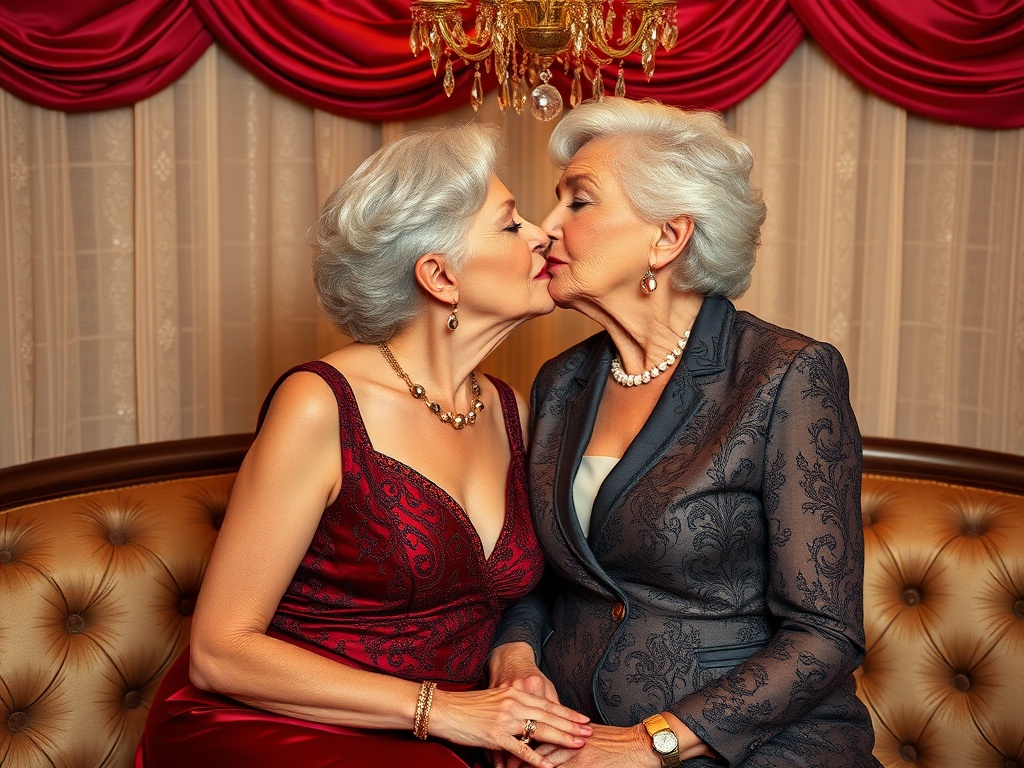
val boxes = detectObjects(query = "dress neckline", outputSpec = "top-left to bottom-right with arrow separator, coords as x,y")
325,362 -> 522,565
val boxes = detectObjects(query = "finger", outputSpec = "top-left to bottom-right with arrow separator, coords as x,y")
530,719 -> 589,749
502,734 -> 553,768
507,709 -> 589,743
540,700 -> 591,724
538,746 -> 576,766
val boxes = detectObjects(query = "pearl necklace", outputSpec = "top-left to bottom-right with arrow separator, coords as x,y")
378,343 -> 484,429
610,330 -> 690,387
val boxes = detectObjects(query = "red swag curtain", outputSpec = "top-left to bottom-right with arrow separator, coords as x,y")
0,0 -> 211,111
791,0 -> 1024,129
0,0 -> 1022,127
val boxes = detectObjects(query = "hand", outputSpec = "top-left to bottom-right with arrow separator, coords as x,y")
488,642 -> 560,703
488,643 -> 570,768
540,720 -> 719,768
429,686 -> 592,768
538,724 -> 658,768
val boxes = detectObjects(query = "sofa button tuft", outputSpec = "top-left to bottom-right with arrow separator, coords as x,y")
899,744 -> 918,762
108,529 -> 128,546
953,672 -> 971,691
124,690 -> 143,709
902,588 -> 921,606
66,613 -> 85,634
961,521 -> 984,536
178,597 -> 196,616
0,549 -> 11,564
1014,599 -> 1024,619
7,711 -> 28,732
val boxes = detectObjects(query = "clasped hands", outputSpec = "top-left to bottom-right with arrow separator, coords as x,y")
486,642 -> 718,768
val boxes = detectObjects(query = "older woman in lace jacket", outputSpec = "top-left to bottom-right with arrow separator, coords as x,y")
488,98 -> 881,768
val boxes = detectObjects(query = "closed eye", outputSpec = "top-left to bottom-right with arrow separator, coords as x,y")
504,220 -> 523,233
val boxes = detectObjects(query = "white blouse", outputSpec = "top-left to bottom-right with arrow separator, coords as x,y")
572,455 -> 619,537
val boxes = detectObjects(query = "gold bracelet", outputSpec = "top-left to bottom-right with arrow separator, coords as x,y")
413,680 -> 436,740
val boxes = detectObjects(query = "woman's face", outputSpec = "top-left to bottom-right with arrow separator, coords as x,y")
542,137 -> 661,309
458,175 -> 554,324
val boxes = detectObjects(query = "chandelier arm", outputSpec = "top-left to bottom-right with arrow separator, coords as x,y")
588,15 -> 659,60
429,16 -> 494,61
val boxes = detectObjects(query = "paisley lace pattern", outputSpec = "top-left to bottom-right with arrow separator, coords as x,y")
267,361 -> 543,685
495,297 -> 880,767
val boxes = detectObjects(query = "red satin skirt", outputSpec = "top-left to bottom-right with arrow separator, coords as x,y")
135,648 -> 482,768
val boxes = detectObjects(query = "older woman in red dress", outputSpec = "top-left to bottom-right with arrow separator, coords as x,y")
135,122 -> 592,768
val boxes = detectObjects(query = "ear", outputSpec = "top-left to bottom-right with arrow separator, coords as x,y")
650,215 -> 694,270
414,252 -> 458,305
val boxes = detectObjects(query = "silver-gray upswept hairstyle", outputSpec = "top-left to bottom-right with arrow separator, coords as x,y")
549,98 -> 766,299
311,122 -> 504,343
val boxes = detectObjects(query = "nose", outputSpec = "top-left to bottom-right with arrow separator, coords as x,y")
541,203 -> 563,239
523,217 -> 550,252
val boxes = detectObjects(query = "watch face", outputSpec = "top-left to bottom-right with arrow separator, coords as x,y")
652,730 -> 679,753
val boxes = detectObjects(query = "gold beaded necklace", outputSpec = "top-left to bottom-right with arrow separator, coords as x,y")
378,343 -> 484,430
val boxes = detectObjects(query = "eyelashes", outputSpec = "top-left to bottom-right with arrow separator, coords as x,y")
504,221 -> 523,233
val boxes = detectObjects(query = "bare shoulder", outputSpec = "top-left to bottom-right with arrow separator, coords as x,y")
261,369 -> 339,432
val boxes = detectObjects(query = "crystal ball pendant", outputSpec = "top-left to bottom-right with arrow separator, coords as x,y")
530,83 -> 563,121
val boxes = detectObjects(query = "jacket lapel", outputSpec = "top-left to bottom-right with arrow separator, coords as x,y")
587,297 -> 733,543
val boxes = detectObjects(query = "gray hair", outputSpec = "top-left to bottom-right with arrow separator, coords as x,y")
311,122 -> 504,342
549,98 -> 766,298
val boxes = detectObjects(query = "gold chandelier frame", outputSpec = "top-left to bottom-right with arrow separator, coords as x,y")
410,0 -> 679,120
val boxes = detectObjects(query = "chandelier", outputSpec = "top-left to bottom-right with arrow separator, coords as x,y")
410,1 -> 679,121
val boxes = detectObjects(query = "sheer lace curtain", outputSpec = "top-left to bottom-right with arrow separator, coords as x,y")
2,41 -> 1022,468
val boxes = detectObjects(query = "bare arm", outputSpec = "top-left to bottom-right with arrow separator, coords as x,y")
188,371 -> 590,763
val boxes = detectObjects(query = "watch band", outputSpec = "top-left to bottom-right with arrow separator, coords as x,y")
642,713 -> 681,768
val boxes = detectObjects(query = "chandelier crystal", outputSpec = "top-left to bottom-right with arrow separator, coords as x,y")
410,0 -> 679,121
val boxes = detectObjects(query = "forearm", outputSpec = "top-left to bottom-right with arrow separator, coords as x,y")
492,590 -> 551,658
670,341 -> 866,764
190,629 -> 421,729
667,623 -> 861,752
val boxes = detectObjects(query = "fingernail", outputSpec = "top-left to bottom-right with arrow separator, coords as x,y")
573,736 -> 586,746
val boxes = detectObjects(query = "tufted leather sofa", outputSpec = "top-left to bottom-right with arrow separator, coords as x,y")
1,436 -> 1022,768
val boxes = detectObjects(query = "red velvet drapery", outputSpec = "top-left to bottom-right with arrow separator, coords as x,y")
1,0 -> 1021,128
790,0 -> 1024,129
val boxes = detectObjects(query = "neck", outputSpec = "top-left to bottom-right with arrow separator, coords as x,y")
570,290 -> 704,373
377,307 -> 523,406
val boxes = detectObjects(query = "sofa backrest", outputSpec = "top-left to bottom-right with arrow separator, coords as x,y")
857,442 -> 1024,767
0,436 -> 247,768
1,436 -> 1022,767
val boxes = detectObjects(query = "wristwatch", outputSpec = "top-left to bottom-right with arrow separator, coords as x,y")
642,713 -> 681,767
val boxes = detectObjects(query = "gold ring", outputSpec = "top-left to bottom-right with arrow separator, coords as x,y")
520,718 -> 538,742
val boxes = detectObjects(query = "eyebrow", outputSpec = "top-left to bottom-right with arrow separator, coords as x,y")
495,198 -> 516,223
555,171 -> 598,198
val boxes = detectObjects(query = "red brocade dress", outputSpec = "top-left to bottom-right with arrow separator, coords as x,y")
135,362 -> 544,768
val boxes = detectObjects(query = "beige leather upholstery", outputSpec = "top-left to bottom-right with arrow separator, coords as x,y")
858,465 -> 1024,767
1,436 -> 1022,767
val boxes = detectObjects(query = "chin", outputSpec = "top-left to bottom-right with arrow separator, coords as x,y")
545,282 -> 574,309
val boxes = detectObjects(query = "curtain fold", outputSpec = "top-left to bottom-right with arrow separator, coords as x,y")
0,0 -> 212,111
1,1 -> 1021,127
790,0 -> 1024,129
3,41 -> 1022,468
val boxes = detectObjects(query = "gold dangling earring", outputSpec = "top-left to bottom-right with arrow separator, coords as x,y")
447,300 -> 459,330
640,266 -> 658,294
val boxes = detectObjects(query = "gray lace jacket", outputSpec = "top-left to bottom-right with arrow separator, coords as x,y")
494,297 -> 880,767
